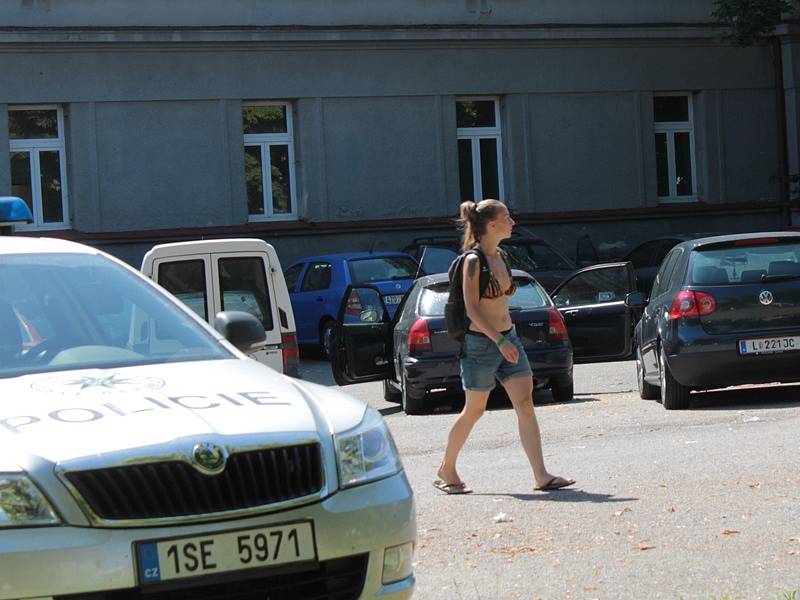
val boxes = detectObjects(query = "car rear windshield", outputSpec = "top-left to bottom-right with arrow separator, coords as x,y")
418,279 -> 549,317
689,240 -> 800,285
503,241 -> 572,271
348,256 -> 419,284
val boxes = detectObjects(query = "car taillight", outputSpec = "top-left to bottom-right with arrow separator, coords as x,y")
345,289 -> 362,317
733,237 -> 779,247
668,290 -> 717,320
548,308 -> 568,342
408,318 -> 432,354
282,332 -> 300,377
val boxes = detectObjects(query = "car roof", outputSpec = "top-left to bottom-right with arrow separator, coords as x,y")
677,231 -> 800,251
290,251 -> 415,263
0,236 -> 98,255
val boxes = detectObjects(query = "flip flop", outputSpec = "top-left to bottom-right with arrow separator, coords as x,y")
535,476 -> 576,491
433,479 -> 473,495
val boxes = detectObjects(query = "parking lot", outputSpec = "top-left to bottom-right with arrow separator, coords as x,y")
301,356 -> 800,599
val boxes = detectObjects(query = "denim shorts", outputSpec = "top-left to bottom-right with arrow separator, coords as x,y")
460,326 -> 532,391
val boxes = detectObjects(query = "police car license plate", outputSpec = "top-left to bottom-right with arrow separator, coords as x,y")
738,336 -> 800,355
384,294 -> 403,305
137,521 -> 316,584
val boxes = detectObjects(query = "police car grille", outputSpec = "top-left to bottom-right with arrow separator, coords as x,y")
65,443 -> 323,520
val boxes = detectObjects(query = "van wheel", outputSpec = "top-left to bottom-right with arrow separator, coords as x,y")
401,370 -> 426,415
383,379 -> 402,403
550,375 -> 574,403
636,344 -> 660,400
320,320 -> 335,361
659,346 -> 690,410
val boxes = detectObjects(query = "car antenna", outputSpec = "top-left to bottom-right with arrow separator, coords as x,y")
414,247 -> 427,279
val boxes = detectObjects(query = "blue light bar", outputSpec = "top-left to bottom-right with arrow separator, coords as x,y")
0,197 -> 34,225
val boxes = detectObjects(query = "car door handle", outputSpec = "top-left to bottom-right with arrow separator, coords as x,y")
316,296 -> 324,302
563,309 -> 579,316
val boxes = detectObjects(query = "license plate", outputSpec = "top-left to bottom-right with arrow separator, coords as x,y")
384,294 -> 403,305
738,336 -> 800,355
137,521 -> 316,584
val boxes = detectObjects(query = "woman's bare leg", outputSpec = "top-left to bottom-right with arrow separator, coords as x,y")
437,389 -> 490,485
503,375 -> 570,488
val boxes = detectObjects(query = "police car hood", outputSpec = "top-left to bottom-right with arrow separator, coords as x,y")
0,359 -> 367,465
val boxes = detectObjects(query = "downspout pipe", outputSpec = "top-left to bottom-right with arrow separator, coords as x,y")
772,34 -> 792,227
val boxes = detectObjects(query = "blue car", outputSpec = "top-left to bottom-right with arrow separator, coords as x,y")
284,251 -> 420,358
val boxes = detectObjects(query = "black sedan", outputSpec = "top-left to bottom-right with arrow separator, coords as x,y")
332,263 -> 641,414
635,231 -> 800,409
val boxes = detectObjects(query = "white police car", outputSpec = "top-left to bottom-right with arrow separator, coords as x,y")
0,237 -> 415,599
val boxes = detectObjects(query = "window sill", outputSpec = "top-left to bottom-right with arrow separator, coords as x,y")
248,215 -> 298,223
657,197 -> 698,205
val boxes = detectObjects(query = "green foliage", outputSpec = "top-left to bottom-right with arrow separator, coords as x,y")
711,0 -> 796,46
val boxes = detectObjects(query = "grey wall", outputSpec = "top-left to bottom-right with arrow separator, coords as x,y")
0,0 -> 719,28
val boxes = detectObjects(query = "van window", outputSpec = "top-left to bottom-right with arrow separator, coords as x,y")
218,257 -> 274,331
157,260 -> 208,321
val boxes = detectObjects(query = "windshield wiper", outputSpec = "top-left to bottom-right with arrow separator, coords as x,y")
761,273 -> 800,282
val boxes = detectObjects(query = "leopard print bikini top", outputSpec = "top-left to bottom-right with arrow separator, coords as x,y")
481,250 -> 517,299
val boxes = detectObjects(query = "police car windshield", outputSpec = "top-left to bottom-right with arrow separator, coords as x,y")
0,253 -> 230,378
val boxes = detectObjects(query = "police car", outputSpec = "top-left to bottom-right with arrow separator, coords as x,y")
0,236 -> 415,599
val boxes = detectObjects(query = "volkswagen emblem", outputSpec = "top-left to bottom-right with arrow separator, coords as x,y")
191,442 -> 227,475
759,290 -> 774,306
395,283 -> 401,290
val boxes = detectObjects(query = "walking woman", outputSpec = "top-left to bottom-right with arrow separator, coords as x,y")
434,199 -> 575,494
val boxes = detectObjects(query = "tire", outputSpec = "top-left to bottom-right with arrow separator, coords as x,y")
320,320 -> 335,361
659,345 -> 691,410
636,344 -> 661,400
383,379 -> 402,403
401,370 -> 426,415
550,375 -> 574,403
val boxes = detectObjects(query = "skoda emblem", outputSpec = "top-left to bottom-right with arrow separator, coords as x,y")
191,442 -> 227,475
759,290 -> 774,306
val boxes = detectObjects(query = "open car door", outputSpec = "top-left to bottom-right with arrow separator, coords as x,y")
550,262 -> 641,363
330,285 -> 395,386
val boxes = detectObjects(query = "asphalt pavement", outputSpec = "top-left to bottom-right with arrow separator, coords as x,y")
299,355 -> 800,600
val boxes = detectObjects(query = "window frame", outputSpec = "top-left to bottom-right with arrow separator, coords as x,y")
242,101 -> 298,222
653,93 -> 698,204
8,104 -> 70,231
456,96 -> 504,202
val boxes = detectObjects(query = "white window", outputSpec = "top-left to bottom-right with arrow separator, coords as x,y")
654,94 -> 697,202
456,97 -> 504,202
242,102 -> 297,221
8,105 -> 70,230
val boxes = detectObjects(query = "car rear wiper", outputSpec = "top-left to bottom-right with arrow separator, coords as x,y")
509,306 -> 522,312
761,273 -> 800,282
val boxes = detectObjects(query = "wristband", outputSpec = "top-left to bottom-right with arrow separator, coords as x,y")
495,335 -> 508,348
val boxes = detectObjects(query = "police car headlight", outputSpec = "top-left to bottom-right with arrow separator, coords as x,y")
0,474 -> 60,528
335,408 -> 402,488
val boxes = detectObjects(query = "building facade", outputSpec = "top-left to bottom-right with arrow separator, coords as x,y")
1,0 -> 798,267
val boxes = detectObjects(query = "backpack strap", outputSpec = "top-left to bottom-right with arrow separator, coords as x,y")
464,248 -> 492,298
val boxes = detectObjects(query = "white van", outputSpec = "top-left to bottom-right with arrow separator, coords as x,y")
141,239 -> 299,376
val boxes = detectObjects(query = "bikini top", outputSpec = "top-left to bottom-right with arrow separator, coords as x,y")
470,247 -> 516,299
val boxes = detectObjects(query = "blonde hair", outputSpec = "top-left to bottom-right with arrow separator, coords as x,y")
456,199 -> 506,251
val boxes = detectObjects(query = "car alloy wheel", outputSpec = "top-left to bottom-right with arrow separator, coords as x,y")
659,345 -> 691,410
636,344 -> 660,401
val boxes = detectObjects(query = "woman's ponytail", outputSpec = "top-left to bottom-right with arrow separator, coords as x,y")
456,198 -> 505,251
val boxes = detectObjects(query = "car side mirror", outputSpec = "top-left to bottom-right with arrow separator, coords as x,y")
215,310 -> 267,352
625,291 -> 646,308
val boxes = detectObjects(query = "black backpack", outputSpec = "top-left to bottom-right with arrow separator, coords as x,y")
444,248 -> 491,343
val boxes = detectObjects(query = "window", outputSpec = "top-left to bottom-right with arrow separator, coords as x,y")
218,257 -> 274,331
552,266 -> 631,308
8,106 -> 70,230
157,260 -> 209,321
300,262 -> 332,292
242,102 -> 297,221
654,94 -> 697,202
284,263 -> 305,292
456,97 -> 503,202
650,248 -> 682,299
